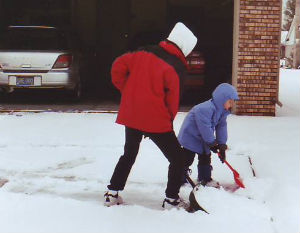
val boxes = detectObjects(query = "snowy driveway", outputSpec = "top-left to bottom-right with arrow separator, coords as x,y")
0,69 -> 299,233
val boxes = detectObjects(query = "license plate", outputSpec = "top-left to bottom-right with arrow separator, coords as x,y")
16,77 -> 34,86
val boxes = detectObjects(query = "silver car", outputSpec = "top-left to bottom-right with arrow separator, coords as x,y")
0,26 -> 81,100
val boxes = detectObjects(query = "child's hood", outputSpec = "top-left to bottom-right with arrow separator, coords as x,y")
212,83 -> 239,111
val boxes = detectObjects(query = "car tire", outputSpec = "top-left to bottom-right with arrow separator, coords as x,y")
67,82 -> 82,102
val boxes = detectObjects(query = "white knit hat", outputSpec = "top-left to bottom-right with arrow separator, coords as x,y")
167,22 -> 197,57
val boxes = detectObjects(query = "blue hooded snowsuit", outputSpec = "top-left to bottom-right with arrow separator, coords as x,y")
178,83 -> 239,181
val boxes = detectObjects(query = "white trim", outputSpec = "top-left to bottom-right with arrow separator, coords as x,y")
232,0 -> 240,114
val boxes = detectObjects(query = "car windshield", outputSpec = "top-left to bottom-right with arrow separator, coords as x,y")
0,27 -> 69,50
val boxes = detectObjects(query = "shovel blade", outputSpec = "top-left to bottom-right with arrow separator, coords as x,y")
188,186 -> 209,213
232,170 -> 245,188
225,160 -> 246,189
234,175 -> 245,188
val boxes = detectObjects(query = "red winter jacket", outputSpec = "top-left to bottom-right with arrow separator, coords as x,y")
111,41 -> 187,133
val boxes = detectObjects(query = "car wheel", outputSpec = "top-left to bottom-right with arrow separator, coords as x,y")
0,87 -> 12,99
67,82 -> 82,102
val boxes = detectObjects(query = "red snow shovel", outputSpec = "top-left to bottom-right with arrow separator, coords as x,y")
218,153 -> 245,188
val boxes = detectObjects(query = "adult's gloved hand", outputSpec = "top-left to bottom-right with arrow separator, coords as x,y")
218,144 -> 227,163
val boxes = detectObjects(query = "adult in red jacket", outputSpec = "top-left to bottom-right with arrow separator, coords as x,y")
105,22 -> 197,209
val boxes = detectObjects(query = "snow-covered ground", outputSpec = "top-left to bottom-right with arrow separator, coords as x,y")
0,69 -> 299,233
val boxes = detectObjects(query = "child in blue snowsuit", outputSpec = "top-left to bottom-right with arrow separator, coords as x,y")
178,83 -> 239,186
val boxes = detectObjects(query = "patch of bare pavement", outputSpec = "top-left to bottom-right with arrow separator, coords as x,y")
0,179 -> 9,188
0,100 -> 121,113
0,99 -> 192,113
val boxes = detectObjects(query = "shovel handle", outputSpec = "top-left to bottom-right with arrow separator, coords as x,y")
218,153 -> 245,188
218,153 -> 239,174
224,160 -> 238,174
186,174 -> 197,188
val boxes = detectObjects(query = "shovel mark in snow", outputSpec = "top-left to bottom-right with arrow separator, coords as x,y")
55,157 -> 93,170
32,157 -> 94,174
0,157 -> 94,181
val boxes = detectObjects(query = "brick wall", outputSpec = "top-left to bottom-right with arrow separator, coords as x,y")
236,0 -> 281,116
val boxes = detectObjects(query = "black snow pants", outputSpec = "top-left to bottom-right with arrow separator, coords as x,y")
107,127 -> 185,199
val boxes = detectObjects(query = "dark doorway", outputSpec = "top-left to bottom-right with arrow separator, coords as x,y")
0,0 -> 234,107
125,0 -> 234,104
166,0 -> 234,103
